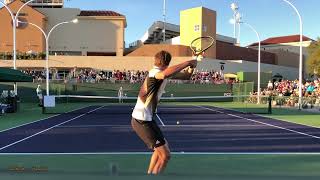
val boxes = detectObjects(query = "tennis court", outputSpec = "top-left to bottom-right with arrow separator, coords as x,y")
1,96 -> 320,153
1,97 -> 320,180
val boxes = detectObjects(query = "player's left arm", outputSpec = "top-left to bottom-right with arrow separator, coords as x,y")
170,52 -> 204,80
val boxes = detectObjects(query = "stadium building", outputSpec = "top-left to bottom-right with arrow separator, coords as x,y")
0,0 -> 126,56
0,2 -> 313,82
127,7 -> 312,81
248,35 -> 313,56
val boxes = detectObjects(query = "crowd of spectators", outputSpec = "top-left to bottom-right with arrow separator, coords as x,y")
111,70 -> 148,83
261,79 -> 320,97
22,68 -> 237,85
252,79 -> 320,108
23,69 -> 46,82
24,68 -> 149,84
190,70 -> 232,84
70,69 -> 149,83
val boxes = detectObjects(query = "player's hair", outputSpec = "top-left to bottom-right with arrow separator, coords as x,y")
154,51 -> 171,67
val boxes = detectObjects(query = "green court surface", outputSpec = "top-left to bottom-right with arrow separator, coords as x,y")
0,103 -> 50,132
207,102 -> 320,128
0,154 -> 320,180
265,108 -> 320,128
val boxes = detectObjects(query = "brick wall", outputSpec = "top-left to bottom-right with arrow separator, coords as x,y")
127,41 -> 277,65
216,41 -> 276,64
126,44 -> 193,57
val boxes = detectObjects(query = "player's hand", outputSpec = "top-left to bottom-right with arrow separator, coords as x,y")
192,52 -> 205,61
187,67 -> 194,74
188,60 -> 197,68
192,52 -> 205,57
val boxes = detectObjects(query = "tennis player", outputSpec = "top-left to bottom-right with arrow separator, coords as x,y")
131,50 -> 197,175
118,86 -> 124,103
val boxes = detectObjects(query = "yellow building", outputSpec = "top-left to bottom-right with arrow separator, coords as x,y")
180,7 -> 216,58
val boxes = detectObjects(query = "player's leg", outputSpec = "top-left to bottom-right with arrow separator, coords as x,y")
148,150 -> 159,174
151,152 -> 161,174
131,118 -> 167,174
152,143 -> 171,174
149,121 -> 170,174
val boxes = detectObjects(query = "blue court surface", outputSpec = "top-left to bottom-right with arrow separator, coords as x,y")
1,105 -> 320,154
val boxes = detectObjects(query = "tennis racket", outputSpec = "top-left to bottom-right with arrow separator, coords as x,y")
190,36 -> 215,61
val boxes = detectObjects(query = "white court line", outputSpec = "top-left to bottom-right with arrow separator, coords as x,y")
156,114 -> 165,127
202,104 -> 320,130
0,114 -> 60,134
0,106 -> 104,151
1,152 -> 320,155
0,106 -> 92,134
196,106 -> 320,140
58,124 -> 264,128
194,105 -> 225,114
59,125 -> 131,128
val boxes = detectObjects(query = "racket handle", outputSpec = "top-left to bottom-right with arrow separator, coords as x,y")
197,55 -> 203,61
187,67 -> 194,74
192,55 -> 203,61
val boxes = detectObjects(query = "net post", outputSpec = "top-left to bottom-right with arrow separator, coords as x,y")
42,106 -> 45,114
244,97 -> 248,114
268,95 -> 272,114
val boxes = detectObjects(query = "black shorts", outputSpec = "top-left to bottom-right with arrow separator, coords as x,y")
131,117 -> 166,150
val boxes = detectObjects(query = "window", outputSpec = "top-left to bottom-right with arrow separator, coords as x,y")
194,25 -> 200,32
202,25 -> 207,32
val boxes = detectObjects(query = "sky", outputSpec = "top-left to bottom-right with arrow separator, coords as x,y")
4,0 -> 320,46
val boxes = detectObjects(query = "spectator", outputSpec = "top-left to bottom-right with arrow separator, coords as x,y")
267,80 -> 273,90
36,85 -> 43,107
118,86 -> 124,103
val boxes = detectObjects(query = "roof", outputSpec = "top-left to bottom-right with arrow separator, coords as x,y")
79,10 -> 124,17
140,21 -> 180,44
249,35 -> 314,47
0,0 -> 46,18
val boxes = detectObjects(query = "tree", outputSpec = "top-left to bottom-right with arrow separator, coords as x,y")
307,38 -> 320,76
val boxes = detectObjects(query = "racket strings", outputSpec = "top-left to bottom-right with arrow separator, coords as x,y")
190,39 -> 202,53
190,36 -> 214,55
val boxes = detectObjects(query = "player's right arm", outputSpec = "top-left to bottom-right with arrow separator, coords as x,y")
154,60 -> 197,80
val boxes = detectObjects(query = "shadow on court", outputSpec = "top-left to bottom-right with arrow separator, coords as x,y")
0,154 -> 320,180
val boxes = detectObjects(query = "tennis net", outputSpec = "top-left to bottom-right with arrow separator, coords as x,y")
42,94 -> 272,115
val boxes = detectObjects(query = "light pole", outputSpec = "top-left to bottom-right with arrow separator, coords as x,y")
230,2 -> 240,45
282,0 -> 303,110
18,19 -> 78,96
236,12 -> 241,45
14,0 -> 37,94
230,3 -> 238,40
163,0 -> 166,43
0,1 -> 14,20
0,0 -> 37,94
0,1 -> 16,94
231,10 -> 261,104
240,21 -> 261,104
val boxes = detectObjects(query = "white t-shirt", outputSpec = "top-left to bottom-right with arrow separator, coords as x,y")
36,87 -> 43,98
132,67 -> 167,121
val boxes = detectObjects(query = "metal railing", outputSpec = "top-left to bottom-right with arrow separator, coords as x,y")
21,0 -> 63,6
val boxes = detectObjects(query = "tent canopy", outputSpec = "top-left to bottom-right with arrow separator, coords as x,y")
224,73 -> 238,79
0,68 -> 33,82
